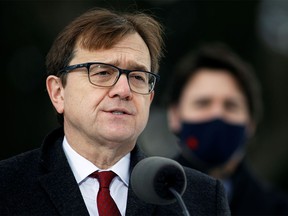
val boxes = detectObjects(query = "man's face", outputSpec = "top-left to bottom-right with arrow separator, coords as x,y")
47,33 -> 154,150
169,69 -> 250,132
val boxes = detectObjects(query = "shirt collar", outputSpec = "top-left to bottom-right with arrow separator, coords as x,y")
62,136 -> 130,186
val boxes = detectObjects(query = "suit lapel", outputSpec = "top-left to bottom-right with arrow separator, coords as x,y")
39,128 -> 157,216
39,167 -> 89,216
38,127 -> 89,216
125,145 -> 157,216
126,187 -> 156,216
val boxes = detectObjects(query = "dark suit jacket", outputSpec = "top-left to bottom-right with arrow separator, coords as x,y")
175,154 -> 288,216
0,127 -> 230,215
230,162 -> 288,216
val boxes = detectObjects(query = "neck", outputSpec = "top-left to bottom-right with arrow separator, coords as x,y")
63,131 -> 134,169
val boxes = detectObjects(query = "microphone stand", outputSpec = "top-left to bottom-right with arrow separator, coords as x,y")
169,187 -> 191,216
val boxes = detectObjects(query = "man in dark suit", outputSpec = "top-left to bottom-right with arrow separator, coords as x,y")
0,7 -> 230,215
166,43 -> 288,215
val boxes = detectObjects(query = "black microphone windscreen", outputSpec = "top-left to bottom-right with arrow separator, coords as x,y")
131,156 -> 187,205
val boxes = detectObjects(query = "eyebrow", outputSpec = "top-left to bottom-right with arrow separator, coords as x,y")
107,59 -> 149,71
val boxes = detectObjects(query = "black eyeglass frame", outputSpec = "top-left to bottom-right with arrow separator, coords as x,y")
60,62 -> 160,95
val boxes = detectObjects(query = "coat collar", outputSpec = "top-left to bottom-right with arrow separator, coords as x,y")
126,145 -> 156,215
39,127 -> 157,216
39,127 -> 90,215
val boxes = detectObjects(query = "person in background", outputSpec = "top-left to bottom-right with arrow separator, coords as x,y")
0,8 -> 230,215
166,42 -> 288,215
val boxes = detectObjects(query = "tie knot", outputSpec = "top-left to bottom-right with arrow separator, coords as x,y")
91,171 -> 117,188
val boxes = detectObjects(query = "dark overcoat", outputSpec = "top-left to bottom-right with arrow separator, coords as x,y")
0,127 -> 230,215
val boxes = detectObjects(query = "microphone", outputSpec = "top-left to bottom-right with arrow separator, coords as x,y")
131,156 -> 190,216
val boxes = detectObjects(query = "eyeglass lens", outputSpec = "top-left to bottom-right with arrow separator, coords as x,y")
88,64 -> 156,94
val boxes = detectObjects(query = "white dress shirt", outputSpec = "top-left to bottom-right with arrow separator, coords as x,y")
62,137 -> 130,216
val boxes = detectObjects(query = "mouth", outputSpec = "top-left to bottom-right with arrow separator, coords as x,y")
111,111 -> 126,115
106,108 -> 132,115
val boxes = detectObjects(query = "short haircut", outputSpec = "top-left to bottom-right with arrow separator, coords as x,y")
45,7 -> 165,125
46,7 -> 164,77
165,42 -> 262,123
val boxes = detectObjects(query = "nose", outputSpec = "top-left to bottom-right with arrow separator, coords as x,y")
208,103 -> 226,119
108,74 -> 133,100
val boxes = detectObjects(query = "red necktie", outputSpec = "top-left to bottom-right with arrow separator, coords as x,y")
90,171 -> 121,216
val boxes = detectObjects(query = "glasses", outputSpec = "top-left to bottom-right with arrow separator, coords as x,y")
61,62 -> 160,95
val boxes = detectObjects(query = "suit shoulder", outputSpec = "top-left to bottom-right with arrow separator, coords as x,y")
181,166 -> 230,215
183,166 -> 225,195
183,166 -> 216,183
0,149 -> 41,175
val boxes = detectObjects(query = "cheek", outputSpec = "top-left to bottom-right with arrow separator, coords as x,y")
226,112 -> 250,124
63,88 -> 106,118
138,97 -> 152,122
178,103 -> 205,121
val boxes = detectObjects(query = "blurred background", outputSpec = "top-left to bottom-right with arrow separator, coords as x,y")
1,0 -> 288,193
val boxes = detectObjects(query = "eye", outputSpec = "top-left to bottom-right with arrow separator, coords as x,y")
132,75 -> 146,82
224,100 -> 243,112
130,72 -> 147,83
193,98 -> 210,108
92,70 -> 111,76
90,69 -> 113,76
89,65 -> 117,77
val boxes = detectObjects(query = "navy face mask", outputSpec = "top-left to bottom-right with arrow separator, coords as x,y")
178,118 -> 247,168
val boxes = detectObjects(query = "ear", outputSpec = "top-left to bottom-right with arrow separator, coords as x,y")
246,120 -> 256,137
167,105 -> 181,133
46,75 -> 64,114
149,91 -> 154,102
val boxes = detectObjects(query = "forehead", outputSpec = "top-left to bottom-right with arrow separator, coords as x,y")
182,68 -> 245,100
71,33 -> 151,69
